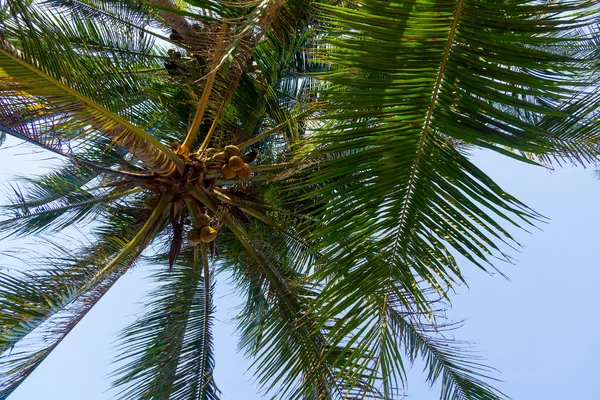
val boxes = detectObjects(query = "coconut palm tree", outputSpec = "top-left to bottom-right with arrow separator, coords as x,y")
0,0 -> 598,399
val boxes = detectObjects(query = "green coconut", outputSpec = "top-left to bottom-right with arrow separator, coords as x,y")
193,214 -> 211,229
224,144 -> 241,158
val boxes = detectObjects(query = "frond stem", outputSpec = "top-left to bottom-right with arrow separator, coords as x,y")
237,106 -> 319,150
197,75 -> 239,153
182,24 -> 228,150
80,192 -> 173,290
391,0 -> 465,261
189,185 -> 218,212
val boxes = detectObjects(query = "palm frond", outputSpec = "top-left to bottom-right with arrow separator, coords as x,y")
0,195 -> 170,394
271,1 -> 600,397
387,302 -> 504,400
44,0 -> 174,43
111,248 -> 219,400
301,0 -> 598,300
218,213 -> 387,399
0,263 -> 127,400
0,124 -> 159,182
1,1 -> 182,172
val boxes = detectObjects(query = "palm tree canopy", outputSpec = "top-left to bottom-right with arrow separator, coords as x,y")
0,0 -> 598,399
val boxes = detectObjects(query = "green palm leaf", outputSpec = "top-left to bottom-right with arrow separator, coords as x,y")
0,2 -> 182,172
284,0 -> 600,396
112,248 -> 219,400
0,163 -> 143,237
0,0 -> 599,399
0,195 -> 171,397
0,265 -> 127,400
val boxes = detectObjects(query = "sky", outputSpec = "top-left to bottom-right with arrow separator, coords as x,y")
1,138 -> 599,399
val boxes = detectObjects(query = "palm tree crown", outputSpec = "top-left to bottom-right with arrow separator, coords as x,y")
0,0 -> 598,399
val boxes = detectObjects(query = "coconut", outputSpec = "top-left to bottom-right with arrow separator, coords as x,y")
143,194 -> 160,210
228,155 -> 245,172
200,226 -> 217,243
187,229 -> 203,245
221,164 -> 236,179
224,145 -> 241,158
213,152 -> 227,164
193,213 -> 211,229
237,163 -> 252,179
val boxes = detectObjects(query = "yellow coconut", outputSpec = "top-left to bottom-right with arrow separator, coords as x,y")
228,155 -> 245,172
193,214 -> 211,229
221,164 -> 237,179
200,226 -> 217,243
237,163 -> 252,179
224,144 -> 241,158
187,229 -> 203,245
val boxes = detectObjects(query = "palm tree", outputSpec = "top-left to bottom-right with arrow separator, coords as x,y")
0,0 -> 598,398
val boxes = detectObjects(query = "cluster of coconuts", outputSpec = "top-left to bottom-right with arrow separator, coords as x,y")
205,145 -> 252,179
142,195 -> 218,244
187,213 -> 217,244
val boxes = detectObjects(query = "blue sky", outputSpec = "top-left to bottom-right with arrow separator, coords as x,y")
1,139 -> 599,399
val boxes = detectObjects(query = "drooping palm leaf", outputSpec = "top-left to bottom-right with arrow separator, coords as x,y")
111,248 -> 219,400
282,0 -> 600,396
0,264 -> 127,400
219,222 -> 349,399
0,163 -> 143,238
0,195 -> 172,397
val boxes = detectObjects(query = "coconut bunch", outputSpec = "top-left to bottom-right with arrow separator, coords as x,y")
187,213 -> 218,244
203,145 -> 253,180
